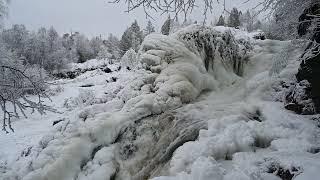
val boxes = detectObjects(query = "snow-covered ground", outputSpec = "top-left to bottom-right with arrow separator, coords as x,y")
1,26 -> 320,180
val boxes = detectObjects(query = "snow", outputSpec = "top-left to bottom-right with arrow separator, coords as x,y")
1,25 -> 320,180
68,58 -> 110,71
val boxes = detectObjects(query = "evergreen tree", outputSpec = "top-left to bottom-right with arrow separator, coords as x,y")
228,8 -> 241,28
216,15 -> 225,26
144,20 -> 155,36
119,20 -> 143,56
130,20 -> 143,52
121,48 -> 138,70
104,33 -> 120,59
119,28 -> 133,56
47,26 -> 59,52
241,10 -> 253,31
89,37 -> 103,57
161,16 -> 171,35
73,34 -> 94,63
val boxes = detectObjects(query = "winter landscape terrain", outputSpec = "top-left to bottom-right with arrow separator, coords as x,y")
1,0 -> 320,180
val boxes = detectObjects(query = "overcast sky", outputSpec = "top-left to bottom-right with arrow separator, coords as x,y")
4,0 -> 260,38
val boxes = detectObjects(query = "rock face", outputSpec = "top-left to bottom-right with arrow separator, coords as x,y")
295,44 -> 320,114
284,80 -> 316,114
285,3 -> 320,114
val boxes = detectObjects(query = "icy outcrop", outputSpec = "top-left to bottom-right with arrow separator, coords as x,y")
287,2 -> 320,115
1,25 -> 250,180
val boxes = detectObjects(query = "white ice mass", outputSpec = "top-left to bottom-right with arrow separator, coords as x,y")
1,25 -> 320,180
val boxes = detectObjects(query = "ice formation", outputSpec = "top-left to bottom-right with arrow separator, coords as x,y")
2,25 -> 319,180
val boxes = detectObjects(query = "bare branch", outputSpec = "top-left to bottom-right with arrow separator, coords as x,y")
0,64 -> 56,133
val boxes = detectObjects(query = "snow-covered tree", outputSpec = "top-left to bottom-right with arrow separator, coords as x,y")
261,0 -> 315,39
120,28 -> 132,56
239,10 -> 261,32
1,24 -> 28,57
144,20 -> 155,36
253,20 -> 262,30
47,48 -> 69,73
228,8 -> 241,28
161,16 -> 171,35
121,48 -> 139,70
97,47 -> 111,61
216,15 -> 225,26
0,41 -> 52,133
0,0 -> 8,28
61,33 -> 78,62
104,33 -> 120,59
47,26 -> 59,52
89,36 -> 103,58
73,34 -> 94,63
130,20 -> 143,51
120,20 -> 143,56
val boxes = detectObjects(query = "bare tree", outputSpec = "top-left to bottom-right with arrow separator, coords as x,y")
0,47 -> 56,133
110,0 -> 218,20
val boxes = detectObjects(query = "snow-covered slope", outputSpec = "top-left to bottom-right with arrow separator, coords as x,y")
1,26 -> 319,180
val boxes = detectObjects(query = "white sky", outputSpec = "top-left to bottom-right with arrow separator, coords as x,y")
4,0 -> 260,38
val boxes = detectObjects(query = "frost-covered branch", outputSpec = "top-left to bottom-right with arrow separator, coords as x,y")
110,0 -> 221,20
0,45 -> 56,133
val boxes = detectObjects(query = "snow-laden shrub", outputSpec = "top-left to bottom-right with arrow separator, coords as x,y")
63,90 -> 96,110
120,48 -> 139,70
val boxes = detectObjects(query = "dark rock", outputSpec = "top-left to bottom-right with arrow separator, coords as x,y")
20,146 -> 32,157
308,147 -> 320,154
66,71 -> 77,79
80,84 -> 94,88
285,103 -> 303,114
91,145 -> 103,159
53,119 -> 64,126
102,67 -> 112,73
288,3 -> 320,115
284,80 -> 316,114
295,43 -> 320,114
266,162 -> 301,180
276,167 -> 299,180
253,33 -> 266,40
111,77 -> 117,82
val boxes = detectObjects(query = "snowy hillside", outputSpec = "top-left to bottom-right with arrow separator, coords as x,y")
1,26 -> 320,180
